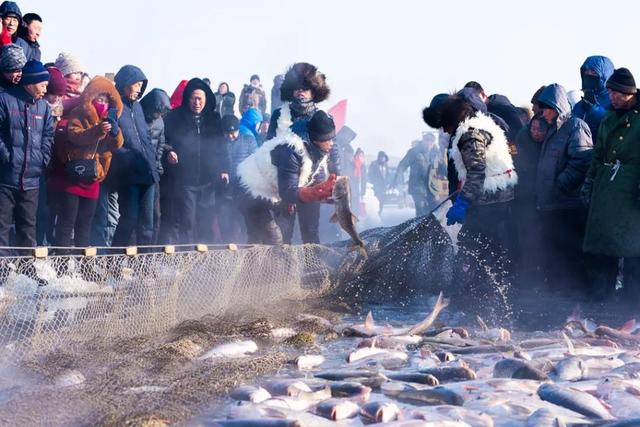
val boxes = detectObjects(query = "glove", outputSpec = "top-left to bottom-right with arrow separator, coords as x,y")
298,174 -> 337,203
446,196 -> 470,226
106,117 -> 119,137
580,178 -> 593,206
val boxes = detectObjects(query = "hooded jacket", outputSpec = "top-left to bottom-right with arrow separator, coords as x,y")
55,76 -> 124,183
239,107 -> 262,139
110,65 -> 158,187
238,103 -> 329,204
487,94 -> 525,141
163,78 -> 229,187
573,56 -> 615,137
214,90 -> 236,118
0,85 -> 54,190
15,37 -> 40,62
536,84 -> 593,211
396,143 -> 438,196
227,109 -> 260,187
140,88 -> 171,176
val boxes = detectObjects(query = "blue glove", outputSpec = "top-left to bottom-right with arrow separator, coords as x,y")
106,118 -> 119,137
446,196 -> 470,225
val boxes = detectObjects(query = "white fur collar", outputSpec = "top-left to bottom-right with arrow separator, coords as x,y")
449,113 -> 518,194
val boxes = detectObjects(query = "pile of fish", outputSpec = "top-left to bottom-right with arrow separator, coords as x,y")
192,294 -> 640,427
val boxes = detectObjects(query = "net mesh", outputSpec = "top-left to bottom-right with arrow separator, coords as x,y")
0,244 -> 342,359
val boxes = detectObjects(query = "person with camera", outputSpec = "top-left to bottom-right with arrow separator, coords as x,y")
48,76 -> 123,249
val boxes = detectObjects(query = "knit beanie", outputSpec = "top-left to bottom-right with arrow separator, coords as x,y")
20,60 -> 49,85
0,43 -> 26,71
221,114 -> 239,132
308,110 -> 336,142
54,52 -> 84,77
606,68 -> 637,95
46,66 -> 66,96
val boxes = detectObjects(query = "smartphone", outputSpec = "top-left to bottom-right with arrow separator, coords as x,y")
107,108 -> 118,122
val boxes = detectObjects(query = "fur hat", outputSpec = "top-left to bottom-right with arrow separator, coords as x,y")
20,60 -> 49,86
280,62 -> 330,103
0,43 -> 26,71
46,66 -> 66,96
54,52 -> 84,77
422,93 -> 449,128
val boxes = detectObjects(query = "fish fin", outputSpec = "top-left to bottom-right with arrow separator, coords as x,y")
356,245 -> 368,258
476,316 -> 489,332
626,385 -> 640,396
371,336 -> 377,349
329,213 -> 339,223
365,311 -> 375,331
352,214 -> 359,223
620,318 -> 636,333
562,332 -> 575,355
406,292 -> 449,336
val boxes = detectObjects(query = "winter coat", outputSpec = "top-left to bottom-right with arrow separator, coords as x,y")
0,85 -> 54,190
396,143 -> 437,197
583,104 -> 640,257
239,84 -> 267,114
368,159 -> 389,191
513,123 -> 541,206
487,94 -> 525,142
140,88 -> 171,176
240,107 -> 262,140
214,91 -> 236,117
110,65 -> 159,187
227,133 -> 258,187
14,37 -> 40,62
449,112 -> 517,206
271,75 -> 284,114
56,76 -> 124,183
268,103 -> 341,176
238,105 -> 328,204
573,56 -> 614,138
535,84 -> 593,211
163,78 -> 229,188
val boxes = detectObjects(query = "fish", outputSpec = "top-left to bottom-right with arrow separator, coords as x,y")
409,406 -> 494,427
294,354 -> 325,370
360,401 -> 401,424
396,386 -> 465,406
476,316 -> 512,342
230,385 -> 272,403
209,421 -> 302,427
297,386 -> 332,402
347,343 -> 408,364
53,370 -> 85,387
493,358 -> 549,381
609,362 -> 640,379
526,408 -> 567,427
552,357 -> 589,382
262,380 -> 312,397
385,372 -> 440,386
417,366 -> 477,382
198,340 -> 258,359
343,293 -> 449,338
331,175 -> 367,257
537,383 -> 613,420
315,369 -> 380,381
596,325 -> 640,345
260,397 -> 315,411
358,335 -> 422,349
315,398 -> 360,421
451,344 -> 515,355
329,382 -> 372,399
596,377 -> 640,418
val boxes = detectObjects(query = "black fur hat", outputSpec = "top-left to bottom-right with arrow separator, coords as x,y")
280,62 -> 330,103
422,93 -> 449,129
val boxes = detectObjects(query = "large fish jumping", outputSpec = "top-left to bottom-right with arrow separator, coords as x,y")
330,176 -> 367,257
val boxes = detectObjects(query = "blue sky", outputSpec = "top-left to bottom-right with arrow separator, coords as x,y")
31,0 -> 637,156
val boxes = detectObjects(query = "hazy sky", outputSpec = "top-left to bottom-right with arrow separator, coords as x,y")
31,0 -> 637,156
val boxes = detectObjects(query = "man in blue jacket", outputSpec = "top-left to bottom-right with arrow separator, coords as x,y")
573,56 -> 615,138
110,65 -> 159,247
0,60 -> 53,251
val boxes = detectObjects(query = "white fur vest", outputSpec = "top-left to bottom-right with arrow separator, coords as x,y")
449,113 -> 518,194
237,103 -> 327,203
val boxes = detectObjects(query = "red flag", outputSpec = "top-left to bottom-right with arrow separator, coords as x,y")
328,99 -> 347,134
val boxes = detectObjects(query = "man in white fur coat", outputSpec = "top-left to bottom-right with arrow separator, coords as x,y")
236,109 -> 337,244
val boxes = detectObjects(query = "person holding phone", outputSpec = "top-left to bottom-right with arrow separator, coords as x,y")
48,76 -> 123,250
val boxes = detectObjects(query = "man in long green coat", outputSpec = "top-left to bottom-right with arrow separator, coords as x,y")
582,67 -> 640,296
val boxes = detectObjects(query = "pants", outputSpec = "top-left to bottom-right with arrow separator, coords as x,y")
412,193 -> 436,217
112,183 -> 155,246
172,184 -> 216,244
374,188 -> 386,213
157,180 -> 175,244
276,201 -> 321,244
36,176 -> 55,245
153,182 -> 161,244
239,192 -> 282,245
53,192 -> 98,248
0,186 -> 39,250
539,208 -> 589,290
217,187 -> 245,244
91,186 -> 119,246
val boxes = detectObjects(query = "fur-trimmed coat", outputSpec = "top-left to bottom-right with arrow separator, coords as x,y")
237,104 -> 328,204
449,112 -> 517,205
55,76 -> 124,183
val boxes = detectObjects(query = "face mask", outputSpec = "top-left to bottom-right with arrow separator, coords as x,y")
92,100 -> 109,118
581,74 -> 601,92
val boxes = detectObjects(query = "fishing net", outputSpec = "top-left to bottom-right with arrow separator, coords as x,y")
0,244 -> 342,359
